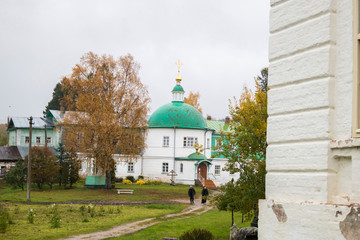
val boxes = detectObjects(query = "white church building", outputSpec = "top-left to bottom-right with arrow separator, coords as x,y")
113,73 -> 238,188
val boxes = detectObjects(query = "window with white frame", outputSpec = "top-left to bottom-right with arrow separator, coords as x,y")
36,136 -> 41,144
46,137 -> 52,144
162,162 -> 169,173
353,0 -> 360,137
25,136 -> 30,144
128,162 -> 134,173
180,163 -> 183,173
206,138 -> 210,149
215,165 -> 221,175
183,137 -> 198,147
163,136 -> 169,147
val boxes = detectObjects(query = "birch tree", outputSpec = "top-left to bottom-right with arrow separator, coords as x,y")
61,52 -> 150,189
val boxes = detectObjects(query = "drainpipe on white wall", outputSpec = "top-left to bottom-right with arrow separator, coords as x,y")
173,127 -> 176,183
203,129 -> 207,156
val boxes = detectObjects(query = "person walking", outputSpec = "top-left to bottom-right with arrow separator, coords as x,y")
188,185 -> 196,204
201,186 -> 209,204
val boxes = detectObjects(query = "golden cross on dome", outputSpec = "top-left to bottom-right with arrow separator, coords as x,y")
175,60 -> 183,78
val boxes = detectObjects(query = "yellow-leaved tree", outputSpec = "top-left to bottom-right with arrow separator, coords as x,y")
184,91 -> 202,114
61,52 -> 150,189
213,68 -> 268,222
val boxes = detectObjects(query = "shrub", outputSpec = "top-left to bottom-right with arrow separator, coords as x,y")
116,206 -> 122,214
49,204 -> 61,228
137,175 -> 144,180
0,205 -> 10,233
99,205 -> 105,216
179,228 -> 214,240
79,205 -> 86,215
87,204 -> 96,217
115,177 -> 123,183
108,207 -> 114,214
3,159 -> 25,190
136,180 -> 146,185
126,176 -> 135,182
27,209 -> 35,224
122,179 -> 132,185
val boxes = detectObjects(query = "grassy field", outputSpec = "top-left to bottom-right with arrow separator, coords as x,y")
0,181 -> 203,203
0,203 -> 186,240
0,180 -> 242,239
111,209 -> 251,240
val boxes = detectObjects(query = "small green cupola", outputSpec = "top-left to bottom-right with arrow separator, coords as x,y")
172,61 -> 185,102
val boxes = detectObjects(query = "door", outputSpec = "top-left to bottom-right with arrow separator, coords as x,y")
197,162 -> 207,180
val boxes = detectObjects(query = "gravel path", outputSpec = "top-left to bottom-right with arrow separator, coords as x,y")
59,198 -> 213,240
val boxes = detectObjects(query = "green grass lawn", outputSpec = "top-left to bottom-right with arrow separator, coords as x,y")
111,209 -> 251,240
0,203 -> 186,240
0,181 -> 203,203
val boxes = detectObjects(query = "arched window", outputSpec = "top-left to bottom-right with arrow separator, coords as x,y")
180,163 -> 183,173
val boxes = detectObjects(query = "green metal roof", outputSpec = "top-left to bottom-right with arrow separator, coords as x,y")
187,152 -> 207,160
206,120 -> 232,134
172,85 -> 184,92
148,102 -> 207,129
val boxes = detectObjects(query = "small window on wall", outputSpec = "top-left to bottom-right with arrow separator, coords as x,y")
180,163 -> 183,173
215,165 -> 221,175
162,162 -> 169,173
25,136 -> 30,144
163,136 -> 169,147
206,138 -> 210,149
46,137 -> 52,144
128,162 -> 134,173
36,136 -> 41,144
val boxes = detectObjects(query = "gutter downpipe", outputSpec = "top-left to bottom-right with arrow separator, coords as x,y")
173,127 -> 176,183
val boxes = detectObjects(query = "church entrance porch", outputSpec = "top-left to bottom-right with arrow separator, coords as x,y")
197,162 -> 207,181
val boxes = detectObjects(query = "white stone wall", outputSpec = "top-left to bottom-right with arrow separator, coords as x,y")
260,0 -> 357,239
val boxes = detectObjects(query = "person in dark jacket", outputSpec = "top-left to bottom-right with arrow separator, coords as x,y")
188,185 -> 196,204
201,186 -> 209,204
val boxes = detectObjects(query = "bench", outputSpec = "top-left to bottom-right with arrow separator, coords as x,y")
116,189 -> 134,194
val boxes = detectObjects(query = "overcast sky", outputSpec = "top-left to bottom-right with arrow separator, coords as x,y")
0,0 -> 269,124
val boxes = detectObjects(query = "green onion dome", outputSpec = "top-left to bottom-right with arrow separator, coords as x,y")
148,102 -> 207,129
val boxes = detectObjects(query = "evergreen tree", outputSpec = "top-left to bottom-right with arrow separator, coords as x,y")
43,82 -> 64,115
56,143 -> 80,188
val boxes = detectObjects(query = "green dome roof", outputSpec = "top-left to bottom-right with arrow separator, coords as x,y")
148,102 -> 207,129
172,85 -> 184,92
188,152 -> 207,160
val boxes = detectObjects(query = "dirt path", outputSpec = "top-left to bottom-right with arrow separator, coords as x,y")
60,198 -> 213,240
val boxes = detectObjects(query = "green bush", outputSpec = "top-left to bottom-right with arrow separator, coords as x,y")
27,209 -> 35,224
3,159 -> 25,190
179,228 -> 214,240
49,204 -> 61,228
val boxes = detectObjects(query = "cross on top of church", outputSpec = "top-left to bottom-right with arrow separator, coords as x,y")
175,60 -> 183,83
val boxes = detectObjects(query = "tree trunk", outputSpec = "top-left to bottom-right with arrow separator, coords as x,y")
105,170 -> 112,189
